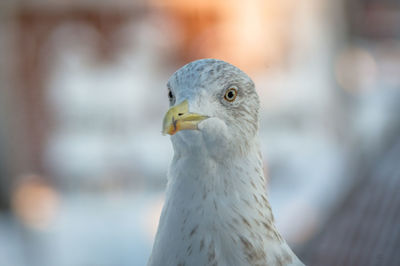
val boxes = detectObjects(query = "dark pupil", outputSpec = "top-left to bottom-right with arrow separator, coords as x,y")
227,91 -> 235,99
168,90 -> 173,99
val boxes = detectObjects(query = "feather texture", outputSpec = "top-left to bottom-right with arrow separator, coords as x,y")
148,59 -> 305,266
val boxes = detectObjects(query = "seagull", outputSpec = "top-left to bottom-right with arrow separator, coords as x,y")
148,59 -> 305,266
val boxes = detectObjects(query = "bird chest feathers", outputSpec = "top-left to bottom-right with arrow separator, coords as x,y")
150,144 -> 300,266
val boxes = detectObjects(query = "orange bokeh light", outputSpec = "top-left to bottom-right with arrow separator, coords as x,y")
12,175 -> 59,230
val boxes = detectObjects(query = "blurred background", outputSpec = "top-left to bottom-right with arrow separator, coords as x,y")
0,0 -> 399,265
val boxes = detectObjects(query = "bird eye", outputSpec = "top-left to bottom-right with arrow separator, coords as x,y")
224,87 -> 238,102
168,89 -> 175,104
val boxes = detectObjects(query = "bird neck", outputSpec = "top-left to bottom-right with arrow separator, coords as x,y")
169,138 -> 275,220
167,139 -> 282,239
150,140 -> 302,266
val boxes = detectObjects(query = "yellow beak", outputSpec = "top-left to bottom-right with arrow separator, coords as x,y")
162,100 -> 209,135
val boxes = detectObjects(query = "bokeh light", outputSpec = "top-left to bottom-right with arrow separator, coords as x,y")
12,175 -> 59,230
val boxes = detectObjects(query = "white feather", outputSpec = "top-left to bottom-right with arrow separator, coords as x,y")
148,59 -> 305,266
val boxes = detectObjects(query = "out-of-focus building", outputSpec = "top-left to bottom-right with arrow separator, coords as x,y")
300,0 -> 400,265
0,0 -> 399,265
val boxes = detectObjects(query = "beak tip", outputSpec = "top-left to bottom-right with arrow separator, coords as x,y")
162,128 -> 175,136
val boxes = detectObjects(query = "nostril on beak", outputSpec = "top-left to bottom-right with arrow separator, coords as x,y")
178,113 -> 184,116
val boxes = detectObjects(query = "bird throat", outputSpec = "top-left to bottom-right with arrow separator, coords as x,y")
158,146 -> 289,265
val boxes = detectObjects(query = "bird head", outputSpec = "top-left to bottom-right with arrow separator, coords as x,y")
162,59 -> 260,156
